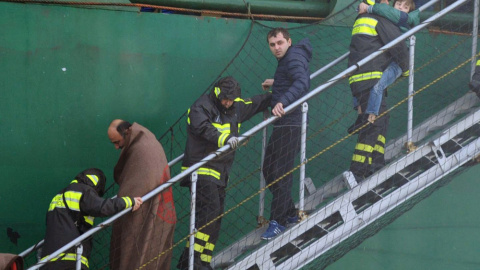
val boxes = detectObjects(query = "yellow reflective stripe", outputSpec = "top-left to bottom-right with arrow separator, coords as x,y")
212,123 -> 231,133
195,231 -> 210,242
205,242 -> 215,251
218,133 -> 229,148
477,60 -> 480,66
368,157 -> 372,164
349,71 -> 383,84
42,253 -> 89,267
84,216 -> 94,226
194,243 -> 204,253
366,0 -> 375,5
185,241 -> 207,253
377,134 -> 386,144
234,97 -> 252,104
48,194 -> 65,211
86,174 -> 99,186
198,168 -> 221,180
355,143 -> 374,153
201,254 -> 212,263
187,108 -> 191,125
70,180 -> 78,184
182,167 -> 221,180
352,154 -> 366,163
214,87 -> 221,98
122,197 -> 133,208
352,17 -> 378,36
374,145 -> 385,154
64,191 -> 82,211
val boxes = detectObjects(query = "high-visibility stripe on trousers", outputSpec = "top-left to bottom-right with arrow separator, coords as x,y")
177,180 -> 226,269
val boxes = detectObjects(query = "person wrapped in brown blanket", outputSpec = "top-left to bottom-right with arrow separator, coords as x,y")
0,254 -> 23,270
108,120 -> 176,270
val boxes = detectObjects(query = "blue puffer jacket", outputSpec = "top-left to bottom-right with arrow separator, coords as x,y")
271,38 -> 312,126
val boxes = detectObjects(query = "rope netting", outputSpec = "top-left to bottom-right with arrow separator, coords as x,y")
22,0 -> 480,269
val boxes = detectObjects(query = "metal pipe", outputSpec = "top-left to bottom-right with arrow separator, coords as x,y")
299,102 -> 308,213
471,0 -> 479,78
131,0 -> 332,17
188,171 -> 198,270
407,35 -> 416,150
258,110 -> 269,224
310,52 -> 349,79
76,245 -> 83,270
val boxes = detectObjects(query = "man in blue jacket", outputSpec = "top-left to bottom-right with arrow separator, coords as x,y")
260,27 -> 312,240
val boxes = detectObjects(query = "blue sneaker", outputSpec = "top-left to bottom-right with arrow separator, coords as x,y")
286,216 -> 299,227
261,220 -> 286,240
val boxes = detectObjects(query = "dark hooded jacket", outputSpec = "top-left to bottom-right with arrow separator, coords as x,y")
181,77 -> 272,187
271,38 -> 312,126
40,168 -> 135,270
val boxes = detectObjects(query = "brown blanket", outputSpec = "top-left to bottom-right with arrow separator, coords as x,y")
110,123 -> 176,270
0,253 -> 23,270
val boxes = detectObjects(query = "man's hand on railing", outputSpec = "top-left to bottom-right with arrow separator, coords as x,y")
132,197 -> 143,212
272,102 -> 285,117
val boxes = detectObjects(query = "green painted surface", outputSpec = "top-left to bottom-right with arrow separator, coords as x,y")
0,1 -> 251,254
0,1 -> 479,270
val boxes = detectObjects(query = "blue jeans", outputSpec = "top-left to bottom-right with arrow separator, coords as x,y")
353,62 -> 403,115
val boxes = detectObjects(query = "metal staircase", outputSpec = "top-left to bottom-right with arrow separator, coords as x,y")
211,92 -> 480,270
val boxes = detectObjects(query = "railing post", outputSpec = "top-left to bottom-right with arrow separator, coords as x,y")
258,110 -> 269,226
406,35 -> 416,153
76,244 -> 83,270
471,0 -> 479,77
299,102 -> 308,215
189,171 -> 198,270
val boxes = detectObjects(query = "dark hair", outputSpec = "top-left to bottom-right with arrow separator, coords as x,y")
267,27 -> 291,43
117,121 -> 132,138
393,0 -> 415,11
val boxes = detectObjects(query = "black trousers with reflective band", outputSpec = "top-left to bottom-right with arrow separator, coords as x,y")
350,91 -> 389,179
177,179 -> 225,269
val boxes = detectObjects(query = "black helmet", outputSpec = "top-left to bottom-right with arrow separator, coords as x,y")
213,76 -> 241,100
75,168 -> 106,197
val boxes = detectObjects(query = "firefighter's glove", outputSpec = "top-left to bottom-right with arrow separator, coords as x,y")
227,137 -> 239,149
402,70 -> 410,77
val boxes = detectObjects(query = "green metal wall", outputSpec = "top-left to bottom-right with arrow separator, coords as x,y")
0,1 -> 252,254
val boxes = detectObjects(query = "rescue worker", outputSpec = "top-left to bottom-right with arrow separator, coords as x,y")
469,58 -> 480,98
40,168 -> 142,270
177,76 -> 271,270
348,0 -> 409,180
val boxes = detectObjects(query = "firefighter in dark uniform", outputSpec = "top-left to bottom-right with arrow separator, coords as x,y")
469,58 -> 480,98
177,76 -> 271,270
348,0 -> 409,180
40,168 -> 142,270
